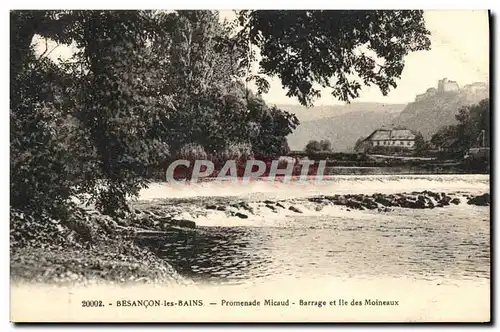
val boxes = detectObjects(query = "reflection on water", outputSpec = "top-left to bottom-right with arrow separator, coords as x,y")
140,205 -> 490,285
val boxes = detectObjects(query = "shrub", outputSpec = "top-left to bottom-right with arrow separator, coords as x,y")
178,143 -> 208,161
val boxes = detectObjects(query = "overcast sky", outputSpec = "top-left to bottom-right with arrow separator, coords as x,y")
35,10 -> 489,106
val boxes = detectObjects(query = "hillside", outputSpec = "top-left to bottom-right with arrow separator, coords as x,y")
392,83 -> 489,140
282,80 -> 489,152
277,102 -> 406,123
286,107 -> 403,152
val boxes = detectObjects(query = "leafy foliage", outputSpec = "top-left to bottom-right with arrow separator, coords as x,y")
237,10 -> 431,106
11,9 -> 432,219
10,10 -> 300,218
305,140 -> 322,154
430,125 -> 461,150
413,131 -> 429,156
305,139 -> 332,154
431,99 -> 490,152
455,99 -> 490,148
10,48 -> 85,217
246,91 -> 298,157
354,137 -> 366,151
145,11 -> 298,158
319,139 -> 332,152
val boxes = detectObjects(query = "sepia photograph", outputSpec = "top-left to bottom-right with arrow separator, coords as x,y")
9,8 -> 491,323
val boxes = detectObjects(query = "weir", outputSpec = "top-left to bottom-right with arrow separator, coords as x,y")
137,174 -> 490,201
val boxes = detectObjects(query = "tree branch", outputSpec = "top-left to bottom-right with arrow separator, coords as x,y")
45,44 -> 61,58
37,38 -> 49,60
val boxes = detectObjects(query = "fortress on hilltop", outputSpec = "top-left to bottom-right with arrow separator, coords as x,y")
414,78 -> 487,102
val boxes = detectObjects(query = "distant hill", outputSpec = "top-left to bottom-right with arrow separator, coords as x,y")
281,103 -> 405,152
277,102 -> 406,123
281,80 -> 490,152
392,81 -> 489,140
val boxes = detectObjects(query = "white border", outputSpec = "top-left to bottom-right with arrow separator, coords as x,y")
1,1 -> 497,331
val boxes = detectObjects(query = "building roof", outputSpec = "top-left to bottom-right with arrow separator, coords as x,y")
369,130 -> 391,140
365,129 -> 416,141
391,129 -> 416,139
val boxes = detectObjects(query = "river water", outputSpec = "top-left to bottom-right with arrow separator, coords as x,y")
137,174 -> 490,286
153,206 -> 490,285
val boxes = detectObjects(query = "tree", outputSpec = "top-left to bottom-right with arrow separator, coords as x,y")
10,11 -> 76,81
431,98 -> 490,153
430,125 -> 460,149
10,52 -> 83,216
305,139 -> 333,154
68,11 -> 177,216
246,91 -> 298,157
237,10 -> 431,106
319,139 -> 332,152
305,140 -> 322,154
455,98 -> 490,148
413,131 -> 429,156
10,10 -> 302,218
354,137 -> 366,151
147,11 -> 299,158
10,10 -> 433,218
150,11 -> 248,153
11,10 -> 176,217
10,10 -> 101,217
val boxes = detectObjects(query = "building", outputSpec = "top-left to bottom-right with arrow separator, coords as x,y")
355,129 -> 417,154
432,138 -> 461,153
437,78 -> 459,92
414,78 -> 462,102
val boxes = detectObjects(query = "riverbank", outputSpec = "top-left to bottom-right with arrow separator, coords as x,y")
10,208 -> 191,286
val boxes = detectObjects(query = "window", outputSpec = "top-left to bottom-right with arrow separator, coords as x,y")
400,141 -> 404,145
407,142 -> 411,146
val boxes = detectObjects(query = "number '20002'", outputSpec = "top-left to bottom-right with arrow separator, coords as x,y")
81,300 -> 104,307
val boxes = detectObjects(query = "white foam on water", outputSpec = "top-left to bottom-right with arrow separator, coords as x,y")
165,190 -> 388,227
133,174 -> 490,228
137,174 -> 489,201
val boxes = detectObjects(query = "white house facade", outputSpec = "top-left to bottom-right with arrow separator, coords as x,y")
356,129 -> 417,153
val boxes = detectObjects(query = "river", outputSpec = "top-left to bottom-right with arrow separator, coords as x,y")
137,174 -> 490,286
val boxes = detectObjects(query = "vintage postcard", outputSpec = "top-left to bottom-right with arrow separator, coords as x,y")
10,9 -> 490,323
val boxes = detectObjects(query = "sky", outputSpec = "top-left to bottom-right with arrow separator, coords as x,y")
35,10 -> 490,106
238,10 -> 490,106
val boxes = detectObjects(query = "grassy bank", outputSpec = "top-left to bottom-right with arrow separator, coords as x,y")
10,207 -> 193,286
